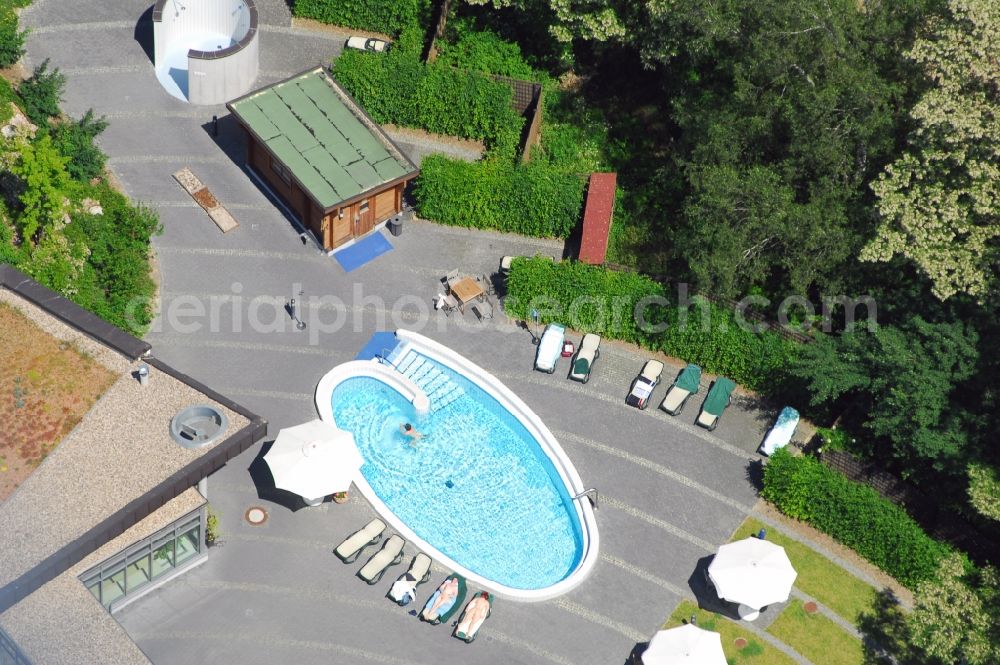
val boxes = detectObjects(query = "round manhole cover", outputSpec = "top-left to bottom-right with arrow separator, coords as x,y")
804,601 -> 818,614
245,506 -> 268,525
734,638 -> 748,649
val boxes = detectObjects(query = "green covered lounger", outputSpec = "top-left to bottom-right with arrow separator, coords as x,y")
696,377 -> 736,431
659,363 -> 701,416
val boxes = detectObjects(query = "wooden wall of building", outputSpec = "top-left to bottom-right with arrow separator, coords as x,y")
246,130 -> 407,250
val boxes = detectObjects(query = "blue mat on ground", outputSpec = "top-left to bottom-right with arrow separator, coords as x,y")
333,231 -> 393,272
355,331 -> 399,361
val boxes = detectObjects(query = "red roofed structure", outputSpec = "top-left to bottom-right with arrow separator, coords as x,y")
578,172 -> 617,265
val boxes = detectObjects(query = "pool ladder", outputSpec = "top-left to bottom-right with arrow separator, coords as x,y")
573,488 -> 599,509
374,347 -> 400,369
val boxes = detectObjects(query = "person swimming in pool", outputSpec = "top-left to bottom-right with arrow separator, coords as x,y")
400,422 -> 423,446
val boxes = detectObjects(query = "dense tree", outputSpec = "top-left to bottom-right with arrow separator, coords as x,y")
789,317 -> 978,477
861,558 -> 1000,665
967,463 -> 1000,522
864,0 -> 1000,301
465,0 -> 628,44
908,556 -> 999,664
663,0 -> 911,298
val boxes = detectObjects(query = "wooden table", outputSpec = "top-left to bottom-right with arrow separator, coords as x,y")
450,277 -> 485,313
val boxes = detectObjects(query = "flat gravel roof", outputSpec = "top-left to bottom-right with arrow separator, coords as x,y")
0,282 -> 260,665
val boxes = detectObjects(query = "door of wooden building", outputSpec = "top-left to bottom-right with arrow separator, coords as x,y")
354,199 -> 374,237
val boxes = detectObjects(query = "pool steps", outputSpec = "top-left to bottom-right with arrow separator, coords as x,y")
392,348 -> 465,414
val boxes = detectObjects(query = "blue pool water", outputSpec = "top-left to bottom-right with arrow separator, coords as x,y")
331,356 -> 583,590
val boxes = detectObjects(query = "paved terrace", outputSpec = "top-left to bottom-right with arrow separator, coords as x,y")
22,2 -> 792,663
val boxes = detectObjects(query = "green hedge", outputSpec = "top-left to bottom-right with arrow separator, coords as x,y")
293,0 -> 431,35
413,156 -> 584,237
762,449 -> 951,588
503,257 -> 797,390
333,27 -> 524,157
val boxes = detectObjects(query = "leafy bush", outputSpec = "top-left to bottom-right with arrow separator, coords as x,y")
293,0 -> 431,35
19,58 -> 65,126
51,110 -> 109,181
9,132 -> 74,242
503,257 -> 797,389
815,426 -> 852,452
61,183 -> 160,333
413,156 -> 584,237
436,23 -> 537,79
762,448 -> 951,587
0,1 -> 25,68
333,29 -> 524,156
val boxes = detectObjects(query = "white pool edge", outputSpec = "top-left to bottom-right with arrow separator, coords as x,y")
314,330 -> 599,602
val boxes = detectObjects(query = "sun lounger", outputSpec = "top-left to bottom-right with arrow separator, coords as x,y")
696,377 -> 736,431
534,323 -> 565,373
568,333 -> 601,383
659,363 -> 701,416
358,534 -> 405,584
333,518 -> 386,563
454,592 -> 494,643
387,553 -> 432,605
760,406 -> 799,456
420,574 -> 467,625
626,359 -> 663,409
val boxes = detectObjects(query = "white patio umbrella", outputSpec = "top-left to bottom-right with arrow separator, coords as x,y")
708,537 -> 797,610
264,419 -> 363,505
643,624 -> 726,665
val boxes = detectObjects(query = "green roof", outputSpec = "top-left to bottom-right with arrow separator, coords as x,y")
229,69 -> 415,209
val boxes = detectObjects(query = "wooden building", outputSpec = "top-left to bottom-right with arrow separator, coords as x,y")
227,67 -> 419,249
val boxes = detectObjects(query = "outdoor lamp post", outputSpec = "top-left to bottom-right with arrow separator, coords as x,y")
531,308 -> 540,344
289,297 -> 306,331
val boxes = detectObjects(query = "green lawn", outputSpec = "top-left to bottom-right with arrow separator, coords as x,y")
665,600 -> 797,665
731,517 -> 876,622
767,599 -> 864,665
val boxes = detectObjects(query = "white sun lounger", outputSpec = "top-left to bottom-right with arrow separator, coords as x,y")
534,323 -> 565,373
626,359 -> 663,409
334,518 -> 386,563
358,534 -> 406,584
760,407 -> 800,456
662,386 -> 691,415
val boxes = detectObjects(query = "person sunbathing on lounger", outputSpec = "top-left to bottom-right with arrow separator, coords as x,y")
421,577 -> 458,621
455,592 -> 490,640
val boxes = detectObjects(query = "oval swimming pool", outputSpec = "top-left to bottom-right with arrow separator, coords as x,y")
316,331 -> 598,600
